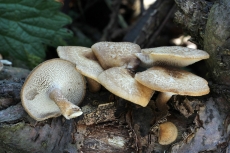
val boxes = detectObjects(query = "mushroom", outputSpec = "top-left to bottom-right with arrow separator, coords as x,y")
135,46 -> 209,68
158,122 -> 178,145
91,42 -> 141,70
21,59 -> 86,121
98,67 -> 154,107
57,46 -> 104,92
135,66 -> 210,111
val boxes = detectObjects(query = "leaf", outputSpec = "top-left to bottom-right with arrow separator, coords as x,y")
0,0 -> 73,68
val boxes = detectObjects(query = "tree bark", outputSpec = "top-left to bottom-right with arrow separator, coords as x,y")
175,0 -> 230,90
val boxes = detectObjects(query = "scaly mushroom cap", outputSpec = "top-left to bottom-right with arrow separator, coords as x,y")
136,46 -> 209,68
21,59 -> 86,121
57,46 -> 104,82
158,122 -> 178,145
92,42 -> 141,70
135,66 -> 210,96
98,67 -> 154,107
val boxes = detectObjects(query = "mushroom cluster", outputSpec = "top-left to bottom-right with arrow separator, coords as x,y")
21,42 -> 210,145
57,42 -> 155,107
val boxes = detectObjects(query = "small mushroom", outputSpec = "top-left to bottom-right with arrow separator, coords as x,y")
135,46 -> 209,68
21,59 -> 86,121
57,46 -> 104,92
135,66 -> 210,111
98,67 -> 154,107
92,42 -> 141,70
158,122 -> 178,145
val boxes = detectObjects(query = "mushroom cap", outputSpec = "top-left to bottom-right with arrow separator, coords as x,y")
57,46 -> 104,82
135,66 -> 210,96
98,67 -> 154,107
21,59 -> 86,121
134,53 -> 154,68
158,122 -> 178,145
139,46 -> 209,67
91,42 -> 141,70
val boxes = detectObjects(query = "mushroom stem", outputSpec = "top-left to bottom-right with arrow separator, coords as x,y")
86,77 -> 101,92
156,92 -> 174,111
49,88 -> 83,119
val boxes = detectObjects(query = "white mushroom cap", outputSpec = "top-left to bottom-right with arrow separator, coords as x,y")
92,42 -> 141,70
136,46 -> 209,68
57,46 -> 104,82
21,59 -> 86,121
135,66 -> 210,96
98,67 -> 154,107
158,122 -> 178,145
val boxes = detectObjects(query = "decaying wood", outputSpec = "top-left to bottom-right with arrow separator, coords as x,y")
174,0 -> 213,47
170,97 -> 230,152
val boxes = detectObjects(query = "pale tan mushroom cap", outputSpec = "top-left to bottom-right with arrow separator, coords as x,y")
135,66 -> 210,96
140,46 -> 209,67
158,122 -> 178,145
57,46 -> 104,82
98,67 -> 154,107
92,42 -> 141,70
21,59 -> 86,121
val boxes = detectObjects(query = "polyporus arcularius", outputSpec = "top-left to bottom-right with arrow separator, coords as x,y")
98,67 -> 154,107
135,66 -> 210,111
135,46 -> 209,68
57,46 -> 104,92
91,42 -> 141,70
158,122 -> 178,145
92,42 -> 154,106
21,59 -> 86,121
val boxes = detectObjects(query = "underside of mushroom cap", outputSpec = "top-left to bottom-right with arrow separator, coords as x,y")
98,67 -> 154,107
92,42 -> 141,70
21,59 -> 86,121
57,46 -> 104,82
135,66 -> 210,96
139,46 -> 209,67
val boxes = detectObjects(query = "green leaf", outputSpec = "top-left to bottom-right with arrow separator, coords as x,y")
0,0 -> 73,68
